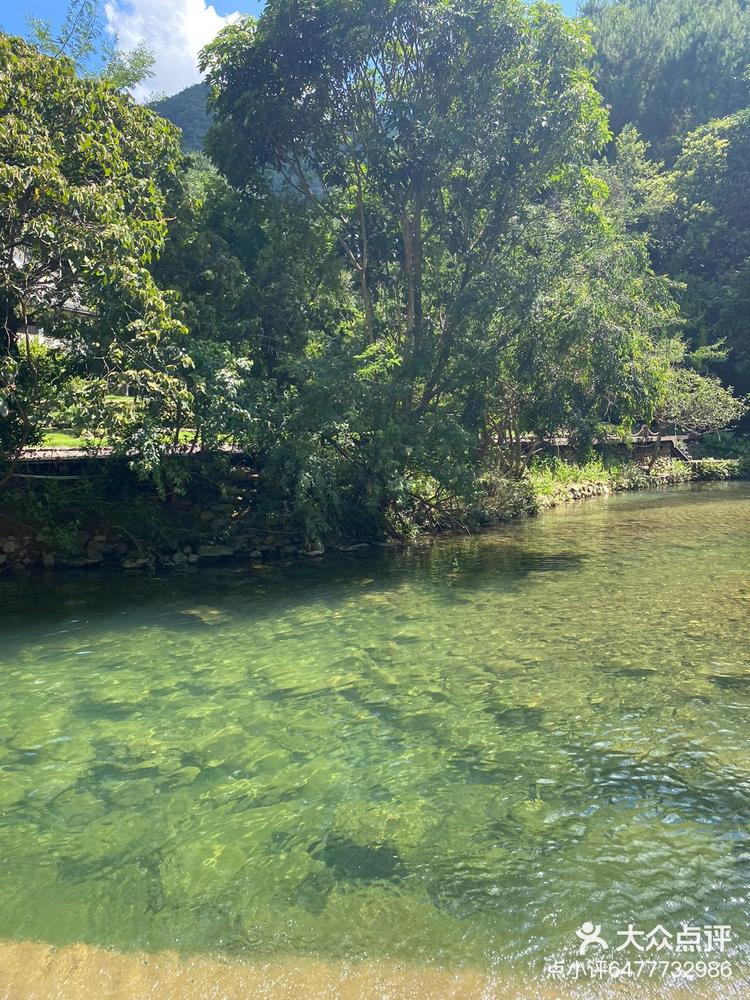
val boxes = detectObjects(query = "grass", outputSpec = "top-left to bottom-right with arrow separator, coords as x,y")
39,428 -> 199,449
529,457 -> 614,496
527,456 -> 698,506
41,431 -> 86,448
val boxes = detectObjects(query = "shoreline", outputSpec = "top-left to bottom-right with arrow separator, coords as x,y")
0,939 -> 747,1000
0,459 -> 746,578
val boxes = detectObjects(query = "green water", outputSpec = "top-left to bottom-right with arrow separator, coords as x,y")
0,483 -> 749,976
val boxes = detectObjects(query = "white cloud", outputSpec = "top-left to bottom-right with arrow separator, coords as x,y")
104,0 -> 241,99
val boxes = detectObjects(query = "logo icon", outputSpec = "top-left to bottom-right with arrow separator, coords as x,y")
575,922 -> 608,955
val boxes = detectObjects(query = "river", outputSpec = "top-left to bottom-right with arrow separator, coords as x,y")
0,483 -> 748,996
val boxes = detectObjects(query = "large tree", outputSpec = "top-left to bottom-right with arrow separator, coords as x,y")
0,35 -> 189,470
204,0 -> 607,357
201,0 -> 673,528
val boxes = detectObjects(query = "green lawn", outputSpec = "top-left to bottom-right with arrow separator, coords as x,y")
41,431 -> 86,448
39,428 -> 199,449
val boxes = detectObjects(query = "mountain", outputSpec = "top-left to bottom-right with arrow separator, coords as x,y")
151,83 -> 212,153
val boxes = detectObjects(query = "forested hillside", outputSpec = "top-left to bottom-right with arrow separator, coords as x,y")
585,0 -> 750,395
151,82 -> 211,152
583,0 -> 750,160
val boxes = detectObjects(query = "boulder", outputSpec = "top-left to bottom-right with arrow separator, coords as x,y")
197,544 -> 234,558
123,556 -> 150,569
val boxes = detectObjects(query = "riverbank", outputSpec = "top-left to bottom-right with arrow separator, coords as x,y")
0,456 -> 745,575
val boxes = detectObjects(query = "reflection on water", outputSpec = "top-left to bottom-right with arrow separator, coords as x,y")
0,483 -> 748,981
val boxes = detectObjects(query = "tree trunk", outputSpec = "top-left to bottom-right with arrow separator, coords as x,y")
647,428 -> 663,473
401,185 -> 424,358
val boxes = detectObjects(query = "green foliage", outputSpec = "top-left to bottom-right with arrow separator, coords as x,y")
153,155 -> 262,350
0,337 -> 74,460
690,457 -> 745,481
593,125 -> 669,230
529,456 -> 615,493
198,0 -> 682,532
654,110 -> 750,388
0,34 -> 190,473
528,454 -> 694,502
2,461 -> 201,553
653,364 -> 748,435
26,0 -> 156,93
583,0 -> 750,161
3,2 -> 747,541
26,0 -> 102,68
101,41 -> 156,93
579,2 -> 750,418
693,431 -> 750,461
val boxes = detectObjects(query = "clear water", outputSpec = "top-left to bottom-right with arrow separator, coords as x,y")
0,483 -> 748,978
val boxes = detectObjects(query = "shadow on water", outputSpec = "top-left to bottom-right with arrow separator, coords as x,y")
567,744 -> 750,827
0,542 -> 587,644
312,835 -> 407,884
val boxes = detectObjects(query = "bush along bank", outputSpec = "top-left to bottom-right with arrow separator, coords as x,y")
0,456 -> 747,576
528,457 -> 749,510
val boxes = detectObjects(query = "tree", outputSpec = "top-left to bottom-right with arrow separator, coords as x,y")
657,367 -> 747,435
591,124 -> 668,232
582,0 -> 750,161
0,35 -> 189,475
654,109 -> 750,391
27,0 -> 156,94
476,202 -> 675,475
153,155 -> 261,351
198,0 -> 675,529
204,0 -> 607,356
149,155 -> 264,452
26,0 -> 102,67
646,366 -> 747,469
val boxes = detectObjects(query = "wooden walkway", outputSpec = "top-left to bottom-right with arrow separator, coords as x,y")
530,433 -> 693,461
14,433 -> 692,469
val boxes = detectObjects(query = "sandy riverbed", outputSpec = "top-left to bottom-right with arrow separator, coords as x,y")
0,940 -> 747,1000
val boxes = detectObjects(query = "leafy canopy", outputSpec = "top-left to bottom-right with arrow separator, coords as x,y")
654,110 -> 750,388
0,34 -> 189,464
196,0 -> 687,531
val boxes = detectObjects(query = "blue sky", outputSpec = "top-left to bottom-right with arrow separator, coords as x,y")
2,1 -> 578,97
1,3 -> 263,38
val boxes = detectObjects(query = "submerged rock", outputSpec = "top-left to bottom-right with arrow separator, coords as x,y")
313,834 -> 407,883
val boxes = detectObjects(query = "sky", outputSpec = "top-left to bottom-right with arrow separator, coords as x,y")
2,1 -> 578,99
